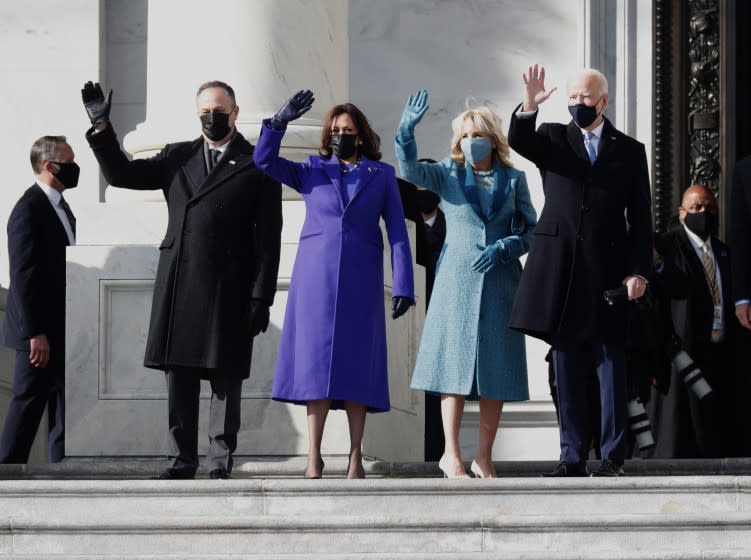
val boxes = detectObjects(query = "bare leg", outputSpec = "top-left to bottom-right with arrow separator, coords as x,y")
305,400 -> 331,478
473,397 -> 503,477
345,401 -> 367,479
440,394 -> 467,477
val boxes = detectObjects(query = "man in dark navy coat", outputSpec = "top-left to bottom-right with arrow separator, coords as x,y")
0,136 -> 79,463
731,156 -> 751,331
82,80 -> 282,479
508,65 -> 652,476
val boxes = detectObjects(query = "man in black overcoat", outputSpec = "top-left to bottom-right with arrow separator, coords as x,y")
82,80 -> 282,479
508,65 -> 652,476
0,136 -> 79,463
649,185 -> 742,458
731,156 -> 751,330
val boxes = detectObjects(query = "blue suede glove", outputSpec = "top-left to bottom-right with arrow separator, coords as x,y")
471,241 -> 508,273
269,90 -> 315,130
397,89 -> 429,142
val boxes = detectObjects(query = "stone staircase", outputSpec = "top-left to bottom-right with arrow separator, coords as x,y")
2,459 -> 751,558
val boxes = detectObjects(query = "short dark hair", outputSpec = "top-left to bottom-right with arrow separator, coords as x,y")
30,136 -> 67,174
196,80 -> 236,107
319,103 -> 382,161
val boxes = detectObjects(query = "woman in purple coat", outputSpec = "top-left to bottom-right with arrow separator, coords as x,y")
254,91 -> 415,479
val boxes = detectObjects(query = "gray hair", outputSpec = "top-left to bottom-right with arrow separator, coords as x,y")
567,68 -> 609,95
30,135 -> 67,174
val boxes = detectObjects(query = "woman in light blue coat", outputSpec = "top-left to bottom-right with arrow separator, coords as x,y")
396,90 -> 537,478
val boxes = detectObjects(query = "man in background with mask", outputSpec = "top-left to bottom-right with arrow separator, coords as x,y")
508,66 -> 652,477
0,136 -> 79,463
82,80 -> 282,479
649,184 -> 744,457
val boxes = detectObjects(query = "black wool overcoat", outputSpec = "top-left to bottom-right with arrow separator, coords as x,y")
507,105 -> 653,343
87,125 -> 282,376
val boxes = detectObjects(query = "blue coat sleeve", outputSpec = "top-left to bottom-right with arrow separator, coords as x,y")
382,165 -> 415,300
394,135 -> 448,196
253,120 -> 310,191
499,171 -> 537,263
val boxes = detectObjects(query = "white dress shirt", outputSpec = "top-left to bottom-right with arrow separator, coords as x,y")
36,181 -> 75,245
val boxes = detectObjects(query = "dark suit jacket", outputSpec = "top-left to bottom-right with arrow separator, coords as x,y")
649,227 -> 742,457
507,106 -> 652,342
731,156 -> 751,302
86,125 -> 282,376
2,185 -> 70,352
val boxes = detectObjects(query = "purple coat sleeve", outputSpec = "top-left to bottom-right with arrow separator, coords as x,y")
254,120 -> 310,191
382,165 -> 415,300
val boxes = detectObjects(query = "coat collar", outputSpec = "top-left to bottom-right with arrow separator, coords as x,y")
185,133 -> 254,200
566,117 -> 618,166
460,161 -> 511,223
321,154 -> 382,212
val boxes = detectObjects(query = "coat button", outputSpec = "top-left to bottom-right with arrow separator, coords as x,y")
577,234 -> 584,241
581,205 -> 590,212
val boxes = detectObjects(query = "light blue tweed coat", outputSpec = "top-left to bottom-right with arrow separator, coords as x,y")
396,136 -> 537,401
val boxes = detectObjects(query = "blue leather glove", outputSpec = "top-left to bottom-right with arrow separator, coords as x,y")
270,90 -> 315,130
391,296 -> 413,319
471,242 -> 508,274
396,89 -> 429,142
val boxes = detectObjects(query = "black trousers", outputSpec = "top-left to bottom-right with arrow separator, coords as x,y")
167,368 -> 242,475
0,350 -> 65,463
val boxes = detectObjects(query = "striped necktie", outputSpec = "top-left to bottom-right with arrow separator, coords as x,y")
59,196 -> 76,237
701,242 -> 723,342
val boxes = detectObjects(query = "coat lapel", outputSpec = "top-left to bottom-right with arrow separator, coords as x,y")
181,139 -> 206,193
486,163 -> 510,223
321,156 -> 345,212
346,156 -> 380,209
594,119 -> 618,165
677,227 -> 714,300
566,121 -> 591,164
460,166 -> 484,221
190,134 -> 254,200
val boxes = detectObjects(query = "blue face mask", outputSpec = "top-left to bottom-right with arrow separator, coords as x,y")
460,137 -> 492,165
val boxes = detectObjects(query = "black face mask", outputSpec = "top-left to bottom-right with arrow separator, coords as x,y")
200,111 -> 232,141
51,161 -> 80,189
329,134 -> 358,160
568,99 -> 602,129
416,189 -> 440,214
684,210 -> 718,240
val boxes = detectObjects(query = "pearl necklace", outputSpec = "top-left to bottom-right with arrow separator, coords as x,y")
472,168 -> 494,177
341,160 -> 361,174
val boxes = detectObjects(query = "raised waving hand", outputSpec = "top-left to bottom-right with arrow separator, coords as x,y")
522,64 -> 557,112
397,89 -> 429,142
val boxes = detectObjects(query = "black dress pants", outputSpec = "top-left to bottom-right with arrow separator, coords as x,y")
0,350 -> 65,463
167,367 -> 242,475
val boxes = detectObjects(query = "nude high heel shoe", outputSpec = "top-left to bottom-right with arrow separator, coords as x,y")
470,460 -> 496,479
438,456 -> 470,479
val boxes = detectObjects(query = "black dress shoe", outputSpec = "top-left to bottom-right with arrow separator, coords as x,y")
209,469 -> 232,479
590,459 -> 624,477
541,461 -> 588,477
151,468 -> 195,480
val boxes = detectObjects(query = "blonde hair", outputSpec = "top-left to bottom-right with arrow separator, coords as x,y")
449,107 -> 513,168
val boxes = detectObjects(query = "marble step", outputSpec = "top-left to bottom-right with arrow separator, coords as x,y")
2,511 -> 751,557
1,477 -> 750,520
2,456 -> 751,479
2,477 -> 751,557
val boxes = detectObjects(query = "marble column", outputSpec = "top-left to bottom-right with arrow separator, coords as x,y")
124,0 -> 348,161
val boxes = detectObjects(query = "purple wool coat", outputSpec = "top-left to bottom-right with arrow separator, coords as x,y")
254,121 -> 415,412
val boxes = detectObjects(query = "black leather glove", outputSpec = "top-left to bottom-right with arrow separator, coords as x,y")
81,81 -> 113,126
249,299 -> 270,337
391,296 -> 413,320
269,90 -> 315,130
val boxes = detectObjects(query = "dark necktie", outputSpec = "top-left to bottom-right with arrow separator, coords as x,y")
210,149 -> 221,169
59,196 -> 76,237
